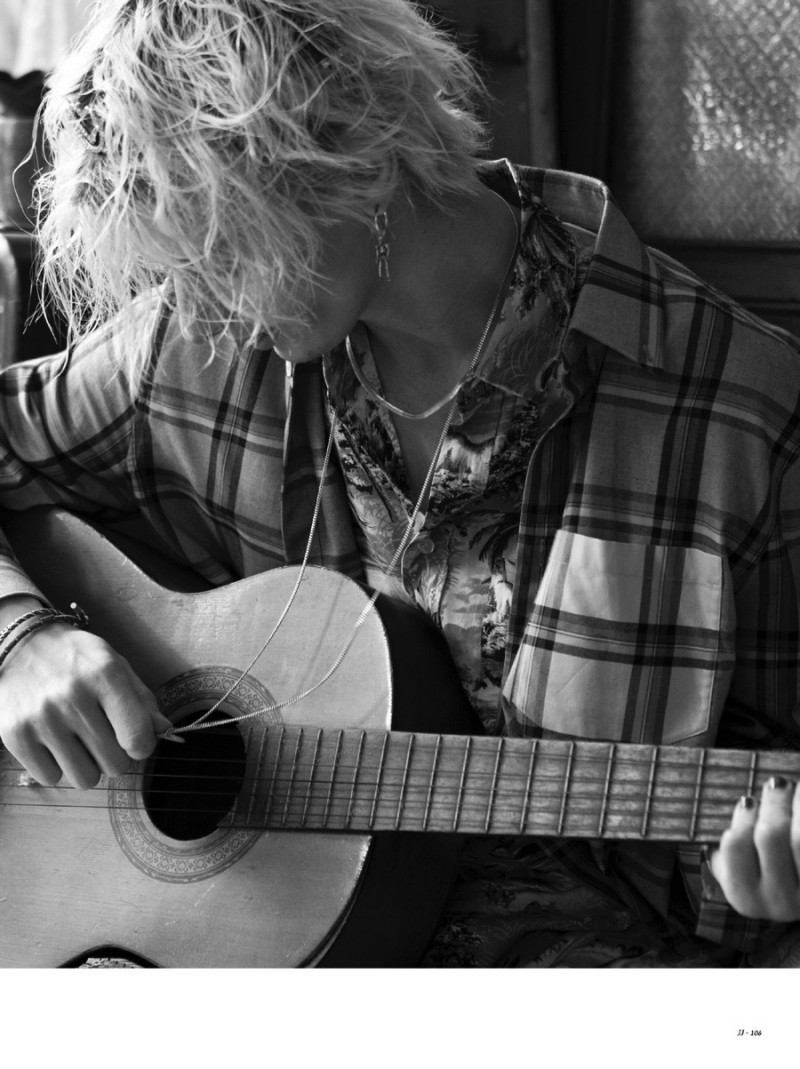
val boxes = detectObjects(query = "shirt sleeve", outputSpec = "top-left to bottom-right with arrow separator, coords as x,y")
680,447 -> 800,951
0,294 -> 162,601
676,844 -> 790,952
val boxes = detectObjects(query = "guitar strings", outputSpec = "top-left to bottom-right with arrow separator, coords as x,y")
0,757 -> 778,786
0,766 -> 763,805
0,783 -> 763,842
0,742 -> 783,835
1,747 -> 793,793
2,772 -> 761,798
0,794 -> 745,820
3,732 -> 794,780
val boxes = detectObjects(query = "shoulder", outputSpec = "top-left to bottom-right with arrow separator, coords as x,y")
628,249 -> 800,466
650,245 -> 800,378
141,302 -> 288,425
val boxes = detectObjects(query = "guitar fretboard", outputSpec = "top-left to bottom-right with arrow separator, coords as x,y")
228,727 -> 800,842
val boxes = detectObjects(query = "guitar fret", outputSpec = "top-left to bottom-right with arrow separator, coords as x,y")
746,750 -> 759,798
244,723 -> 263,826
421,735 -> 442,831
244,729 -> 800,841
597,743 -> 615,836
344,730 -> 366,829
556,741 -> 575,836
394,735 -> 414,831
484,738 -> 504,833
640,747 -> 659,837
263,725 -> 286,826
688,749 -> 706,840
518,740 -> 538,834
453,737 -> 472,832
368,733 -> 390,830
281,728 -> 304,828
301,729 -> 323,828
322,730 -> 344,828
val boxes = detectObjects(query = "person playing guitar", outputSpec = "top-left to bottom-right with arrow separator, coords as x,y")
0,0 -> 799,967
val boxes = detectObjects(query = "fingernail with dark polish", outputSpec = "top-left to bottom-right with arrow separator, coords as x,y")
738,795 -> 756,809
768,775 -> 789,790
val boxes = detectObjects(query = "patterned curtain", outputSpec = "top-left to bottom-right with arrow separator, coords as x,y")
609,0 -> 800,241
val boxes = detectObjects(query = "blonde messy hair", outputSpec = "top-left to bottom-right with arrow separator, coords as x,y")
36,0 -> 488,351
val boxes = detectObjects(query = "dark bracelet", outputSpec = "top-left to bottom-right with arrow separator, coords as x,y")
0,603 -> 89,672
0,606 -> 56,648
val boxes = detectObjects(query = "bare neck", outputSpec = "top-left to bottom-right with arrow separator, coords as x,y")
360,184 -> 519,414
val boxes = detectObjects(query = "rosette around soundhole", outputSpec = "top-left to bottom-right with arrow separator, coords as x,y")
108,666 -> 281,883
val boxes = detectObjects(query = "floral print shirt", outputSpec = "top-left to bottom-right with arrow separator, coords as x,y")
324,174 -> 591,732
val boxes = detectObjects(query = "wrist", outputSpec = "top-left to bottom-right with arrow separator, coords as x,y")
0,601 -> 89,673
0,595 -> 49,630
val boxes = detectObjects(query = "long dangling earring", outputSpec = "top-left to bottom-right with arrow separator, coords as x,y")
373,207 -> 391,281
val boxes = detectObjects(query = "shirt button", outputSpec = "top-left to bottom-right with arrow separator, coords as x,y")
416,537 -> 435,554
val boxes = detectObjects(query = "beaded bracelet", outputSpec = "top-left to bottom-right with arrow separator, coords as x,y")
0,603 -> 89,672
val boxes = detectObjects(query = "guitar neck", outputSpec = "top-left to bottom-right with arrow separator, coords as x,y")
234,727 -> 800,843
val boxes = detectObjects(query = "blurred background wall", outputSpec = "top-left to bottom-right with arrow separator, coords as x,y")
0,0 -> 92,361
0,0 -> 92,76
1,0 -> 799,366
427,0 -> 800,337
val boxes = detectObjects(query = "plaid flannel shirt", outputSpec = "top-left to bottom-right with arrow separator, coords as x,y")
0,164 -> 798,953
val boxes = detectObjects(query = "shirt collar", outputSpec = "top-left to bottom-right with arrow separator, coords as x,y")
330,162 -> 666,410
501,162 -> 666,371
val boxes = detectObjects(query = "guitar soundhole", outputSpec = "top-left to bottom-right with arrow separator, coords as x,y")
143,712 -> 247,841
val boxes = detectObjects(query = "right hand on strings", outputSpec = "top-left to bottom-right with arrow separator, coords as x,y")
0,598 -> 173,789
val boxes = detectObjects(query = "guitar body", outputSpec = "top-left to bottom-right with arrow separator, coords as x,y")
0,509 -> 475,968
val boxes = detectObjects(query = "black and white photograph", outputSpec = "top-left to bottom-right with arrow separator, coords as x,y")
0,2 -> 797,1065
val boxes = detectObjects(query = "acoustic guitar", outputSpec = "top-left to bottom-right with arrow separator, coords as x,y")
0,509 -> 798,968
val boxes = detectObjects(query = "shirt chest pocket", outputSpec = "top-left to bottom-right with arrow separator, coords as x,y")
502,532 -> 735,745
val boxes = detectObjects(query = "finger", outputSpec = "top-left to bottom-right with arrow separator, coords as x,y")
44,675 -> 139,778
48,732 -> 104,791
20,710 -> 105,790
3,703 -> 105,789
709,794 -> 762,915
87,657 -> 166,761
74,705 -> 134,778
126,668 -> 173,736
6,735 -> 64,787
793,783 -> 800,866
752,776 -> 800,917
